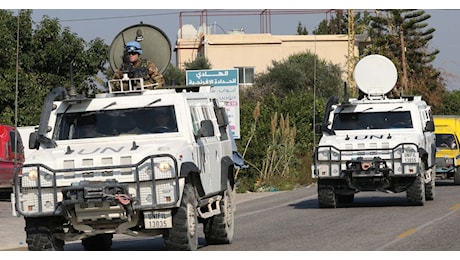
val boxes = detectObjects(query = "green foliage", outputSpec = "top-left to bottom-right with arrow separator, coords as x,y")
363,9 -> 445,108
163,64 -> 186,86
436,90 -> 460,115
312,10 -> 372,35
296,22 -> 308,35
184,56 -> 212,70
236,51 -> 339,192
0,10 -> 109,126
255,112 -> 298,190
255,51 -> 343,99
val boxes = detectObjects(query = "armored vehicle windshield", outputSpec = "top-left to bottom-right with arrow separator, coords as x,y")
331,111 -> 413,130
54,105 -> 178,140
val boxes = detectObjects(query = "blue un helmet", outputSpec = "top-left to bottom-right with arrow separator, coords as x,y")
125,41 -> 142,55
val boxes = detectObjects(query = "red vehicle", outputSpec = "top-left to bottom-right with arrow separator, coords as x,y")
0,125 -> 24,190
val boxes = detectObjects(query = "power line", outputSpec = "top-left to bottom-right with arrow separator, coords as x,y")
39,11 -> 181,23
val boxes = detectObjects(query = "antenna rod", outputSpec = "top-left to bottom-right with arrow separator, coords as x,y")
14,10 -> 20,184
69,62 -> 76,96
15,13 -> 19,129
343,81 -> 348,102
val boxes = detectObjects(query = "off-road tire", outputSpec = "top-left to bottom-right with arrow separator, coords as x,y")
406,175 -> 426,206
163,184 -> 199,250
25,217 -> 64,251
318,188 -> 337,208
82,234 -> 113,251
454,167 -> 460,185
425,166 -> 435,201
204,180 -> 235,245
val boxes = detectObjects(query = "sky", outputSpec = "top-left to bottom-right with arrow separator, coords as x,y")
4,1 -> 460,90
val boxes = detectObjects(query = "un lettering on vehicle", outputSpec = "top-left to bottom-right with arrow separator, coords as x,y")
143,210 -> 172,229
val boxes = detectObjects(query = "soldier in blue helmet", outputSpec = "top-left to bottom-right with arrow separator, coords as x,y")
112,41 -> 165,90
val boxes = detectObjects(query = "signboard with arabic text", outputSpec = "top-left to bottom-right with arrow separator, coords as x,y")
186,69 -> 240,139
186,69 -> 238,87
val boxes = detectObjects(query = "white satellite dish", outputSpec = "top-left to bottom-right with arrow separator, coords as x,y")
354,54 -> 398,96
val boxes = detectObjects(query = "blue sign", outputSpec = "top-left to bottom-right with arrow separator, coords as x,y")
186,69 -> 238,87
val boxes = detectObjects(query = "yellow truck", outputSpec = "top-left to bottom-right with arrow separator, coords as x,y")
434,115 -> 460,184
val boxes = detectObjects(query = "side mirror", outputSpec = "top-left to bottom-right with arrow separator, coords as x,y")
198,120 -> 215,137
425,121 -> 435,132
215,107 -> 228,127
29,132 -> 39,150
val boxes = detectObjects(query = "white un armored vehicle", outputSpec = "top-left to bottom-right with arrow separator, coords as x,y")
12,23 -> 244,251
312,54 -> 436,208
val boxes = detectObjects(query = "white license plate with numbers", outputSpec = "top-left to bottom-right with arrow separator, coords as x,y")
402,152 -> 419,163
143,210 -> 172,229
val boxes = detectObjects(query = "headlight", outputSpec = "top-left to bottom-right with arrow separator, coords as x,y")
138,157 -> 176,181
317,147 -> 340,161
394,144 -> 418,158
21,167 -> 54,187
22,167 -> 39,187
158,161 -> 171,172
26,169 -> 38,181
154,157 -> 175,179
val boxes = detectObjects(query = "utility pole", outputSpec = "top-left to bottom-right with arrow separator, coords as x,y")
347,9 -> 356,95
400,30 -> 408,93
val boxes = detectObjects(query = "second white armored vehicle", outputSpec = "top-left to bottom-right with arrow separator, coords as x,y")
312,54 -> 436,208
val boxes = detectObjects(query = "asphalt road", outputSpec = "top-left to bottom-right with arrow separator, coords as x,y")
2,179 -> 460,251
0,191 -> 26,250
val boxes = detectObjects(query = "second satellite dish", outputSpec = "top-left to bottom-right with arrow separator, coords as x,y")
354,54 -> 398,96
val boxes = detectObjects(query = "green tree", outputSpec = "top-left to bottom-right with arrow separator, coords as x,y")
363,9 -> 445,109
313,10 -> 347,35
0,10 -> 109,127
236,51 -> 341,192
184,56 -> 212,70
162,56 -> 211,87
436,90 -> 460,115
163,64 -> 186,86
312,10 -> 372,35
255,51 -> 342,99
296,22 -> 308,35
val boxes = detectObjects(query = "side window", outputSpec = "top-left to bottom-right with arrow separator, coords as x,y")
191,103 -> 217,137
201,106 -> 211,120
190,107 -> 200,136
8,129 -> 23,158
9,130 -> 16,155
421,109 -> 431,129
203,104 -> 218,137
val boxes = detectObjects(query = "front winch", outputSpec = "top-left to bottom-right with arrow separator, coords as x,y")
61,179 -> 131,205
60,179 -> 134,222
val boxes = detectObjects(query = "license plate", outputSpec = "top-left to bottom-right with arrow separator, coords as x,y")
402,152 -> 419,163
143,210 -> 172,229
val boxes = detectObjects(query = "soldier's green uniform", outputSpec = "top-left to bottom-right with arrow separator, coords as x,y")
112,41 -> 164,90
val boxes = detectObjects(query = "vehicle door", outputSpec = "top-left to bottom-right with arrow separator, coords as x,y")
190,103 -> 221,194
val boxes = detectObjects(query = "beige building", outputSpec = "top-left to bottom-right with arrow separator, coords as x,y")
175,25 -> 363,85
